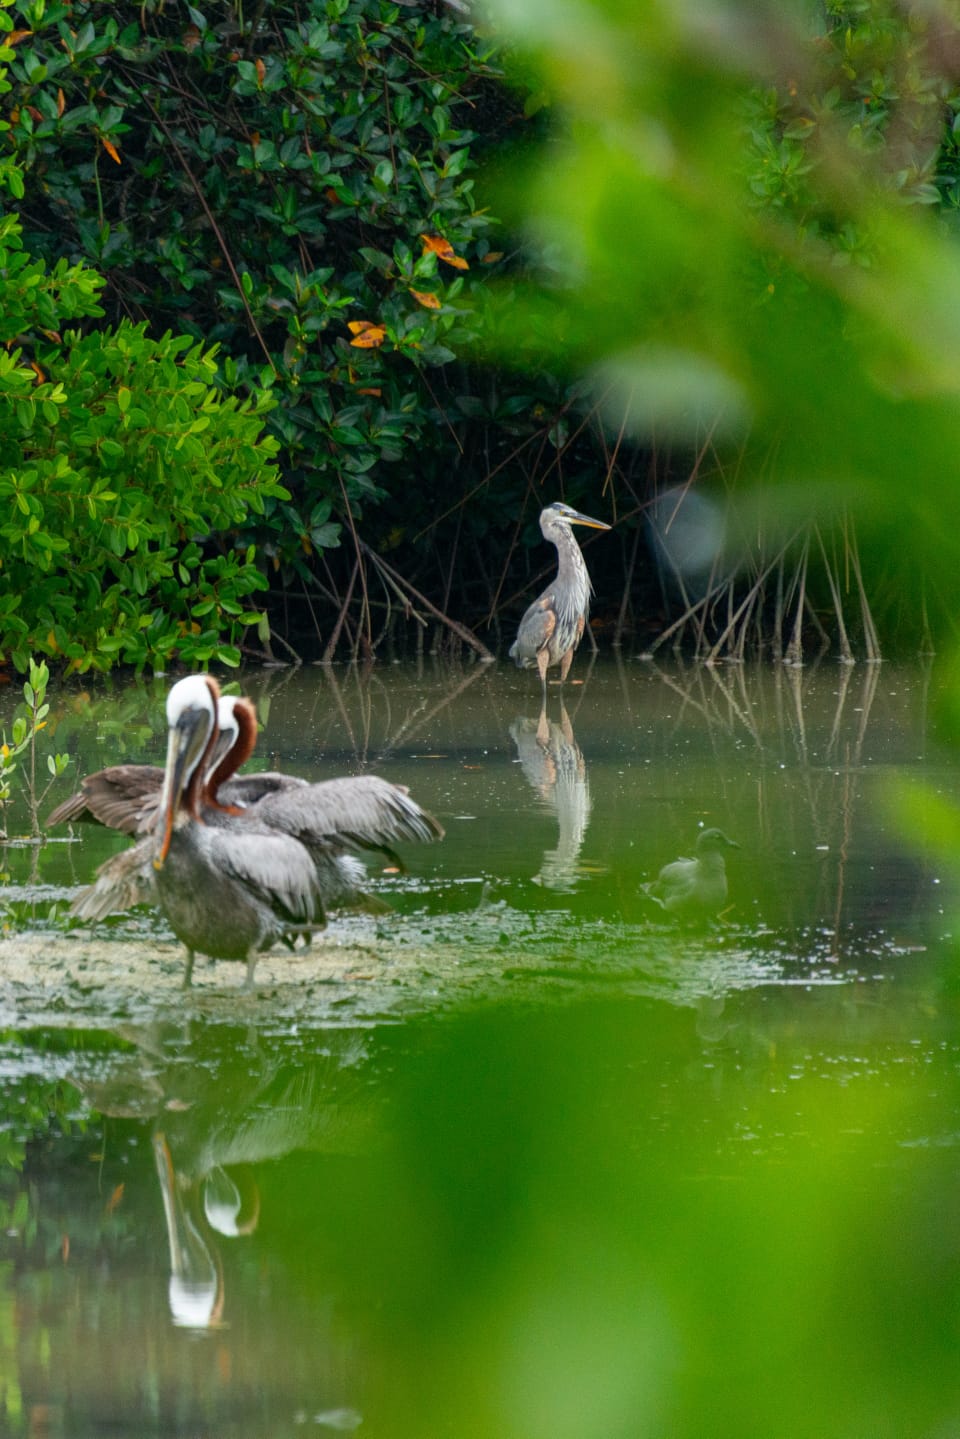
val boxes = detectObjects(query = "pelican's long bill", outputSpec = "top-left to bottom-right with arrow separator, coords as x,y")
154,687 -> 217,870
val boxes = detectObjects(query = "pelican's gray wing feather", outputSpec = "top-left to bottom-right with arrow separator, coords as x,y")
217,771 -> 308,807
70,839 -> 157,920
47,766 -> 164,835
251,775 -> 443,857
198,825 -> 325,927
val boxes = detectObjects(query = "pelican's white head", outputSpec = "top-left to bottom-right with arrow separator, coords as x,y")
155,675 -> 221,867
166,673 -> 217,728
216,694 -> 240,750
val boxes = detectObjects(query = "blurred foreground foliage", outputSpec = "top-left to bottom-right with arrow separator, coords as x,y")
6,997 -> 960,1438
4,0 -> 960,660
480,0 -> 960,659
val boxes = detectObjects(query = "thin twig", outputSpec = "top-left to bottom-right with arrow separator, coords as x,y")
359,541 -> 494,659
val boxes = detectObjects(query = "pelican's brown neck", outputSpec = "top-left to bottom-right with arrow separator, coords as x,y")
203,696 -> 258,813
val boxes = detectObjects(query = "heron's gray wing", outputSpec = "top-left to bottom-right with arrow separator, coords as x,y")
509,597 -> 556,664
70,839 -> 157,920
200,826 -> 326,927
251,775 -> 443,856
47,765 -> 164,835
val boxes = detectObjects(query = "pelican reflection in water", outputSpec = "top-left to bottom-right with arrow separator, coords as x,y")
640,827 -> 740,919
509,501 -> 611,704
70,675 -> 443,987
510,704 -> 591,891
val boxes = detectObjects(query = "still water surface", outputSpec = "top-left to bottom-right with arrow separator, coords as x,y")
0,658 -> 958,1437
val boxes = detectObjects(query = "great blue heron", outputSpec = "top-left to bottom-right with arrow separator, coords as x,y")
509,501 -> 611,700
640,828 -> 739,917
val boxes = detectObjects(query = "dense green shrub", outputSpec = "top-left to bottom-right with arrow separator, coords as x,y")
0,203 -> 286,672
3,0 -> 511,625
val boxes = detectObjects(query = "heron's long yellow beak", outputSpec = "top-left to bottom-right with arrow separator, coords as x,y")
568,510 -> 612,532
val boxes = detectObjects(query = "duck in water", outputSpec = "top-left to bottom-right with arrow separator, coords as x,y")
640,828 -> 740,918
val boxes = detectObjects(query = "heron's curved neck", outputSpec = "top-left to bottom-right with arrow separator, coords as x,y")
553,529 -> 591,597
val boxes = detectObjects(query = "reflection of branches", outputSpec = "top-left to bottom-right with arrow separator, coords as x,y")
376,664 -> 491,761
640,658 -> 896,935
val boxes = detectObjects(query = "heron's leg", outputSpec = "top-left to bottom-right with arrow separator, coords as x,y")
181,948 -> 196,989
536,700 -> 550,747
243,951 -> 259,990
558,646 -> 575,684
536,648 -> 550,701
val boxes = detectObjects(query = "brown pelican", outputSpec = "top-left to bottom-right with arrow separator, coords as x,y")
70,676 -> 444,985
509,501 -> 611,700
46,694 -> 303,836
640,828 -> 739,917
153,675 -> 328,986
72,675 -> 325,987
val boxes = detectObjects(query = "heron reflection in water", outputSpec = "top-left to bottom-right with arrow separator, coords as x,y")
509,501 -> 611,706
510,703 -> 591,891
641,827 -> 740,919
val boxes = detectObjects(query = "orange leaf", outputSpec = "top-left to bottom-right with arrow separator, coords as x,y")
101,136 -> 121,165
251,130 -> 260,148
324,187 -> 342,205
61,1234 -> 70,1263
183,23 -> 201,52
29,361 -> 45,384
482,251 -> 505,264
105,1183 -> 125,1216
410,288 -> 441,310
26,105 -> 42,123
356,387 -> 382,397
255,56 -> 266,85
347,321 -> 386,349
420,234 -> 469,270
56,88 -> 65,118
7,30 -> 33,45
